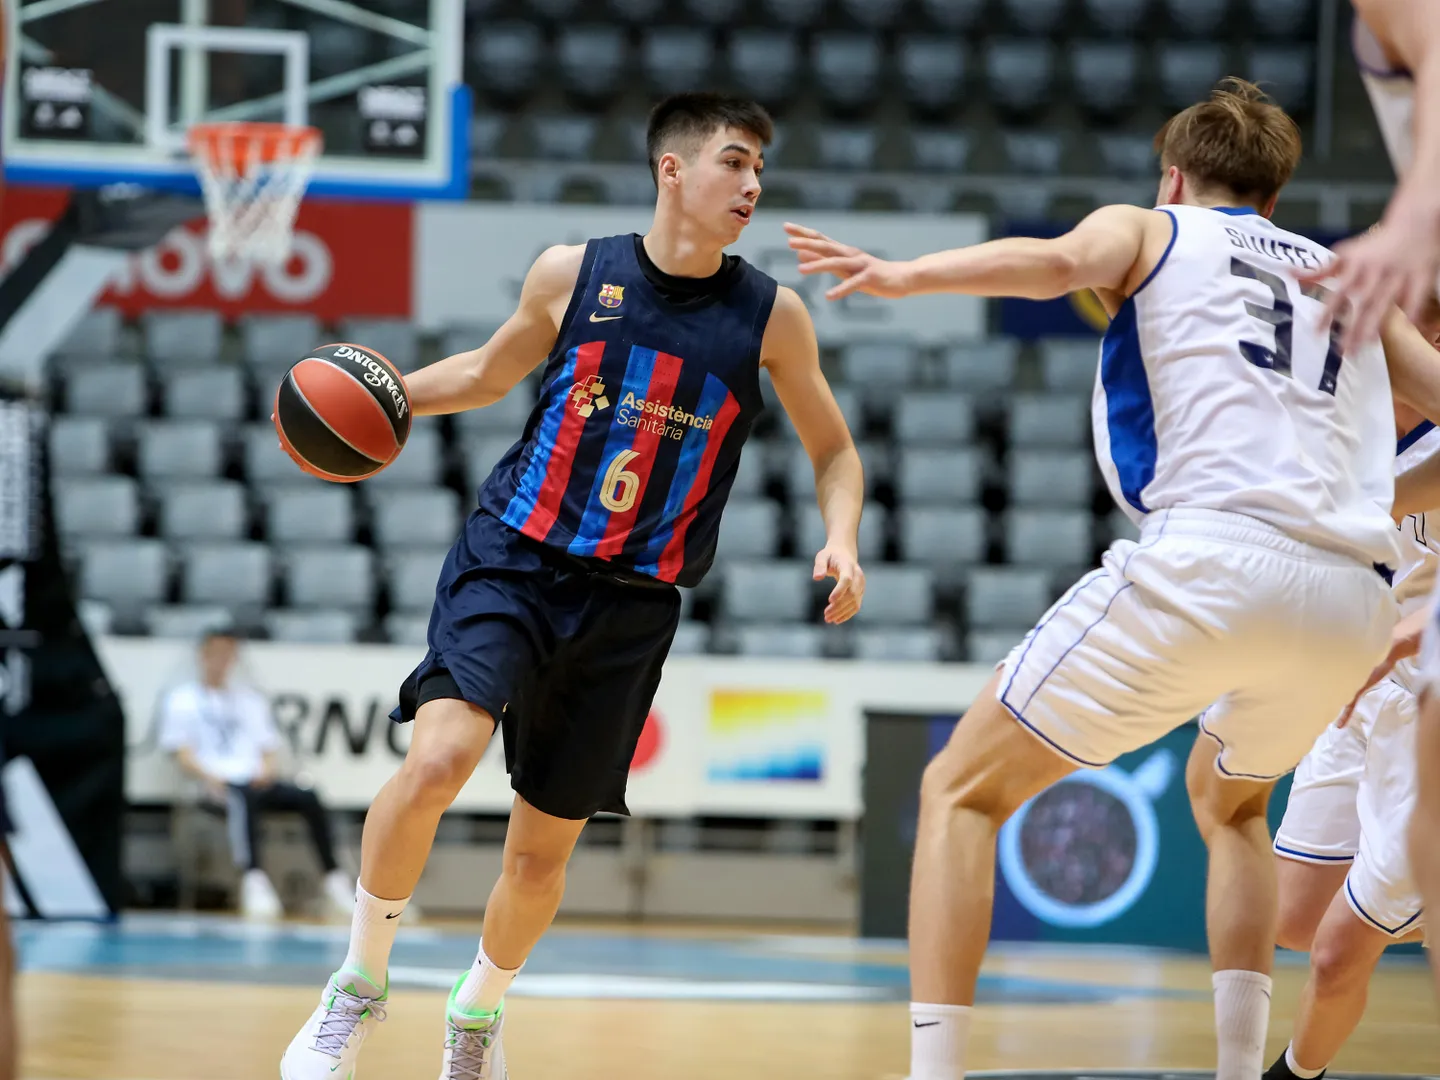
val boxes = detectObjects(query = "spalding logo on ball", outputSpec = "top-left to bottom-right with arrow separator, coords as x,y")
273,343 -> 411,482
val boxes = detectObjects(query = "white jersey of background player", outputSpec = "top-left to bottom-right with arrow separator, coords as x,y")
789,79 -> 1440,1080
1304,1 -> 1440,350
1269,374 -> 1440,1080
1352,0 -> 1440,1012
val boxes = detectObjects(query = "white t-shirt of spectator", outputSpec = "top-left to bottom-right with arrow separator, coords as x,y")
159,681 -> 281,785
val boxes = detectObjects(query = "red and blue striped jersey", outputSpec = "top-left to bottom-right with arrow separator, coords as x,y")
477,234 -> 777,588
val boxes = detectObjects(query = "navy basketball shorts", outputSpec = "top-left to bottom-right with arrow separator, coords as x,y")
393,509 -> 681,821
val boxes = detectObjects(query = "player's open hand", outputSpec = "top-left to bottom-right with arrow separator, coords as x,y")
1337,607 -> 1427,727
785,222 -> 913,301
813,545 -> 864,624
1301,208 -> 1440,354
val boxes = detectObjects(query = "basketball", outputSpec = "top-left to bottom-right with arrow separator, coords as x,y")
273,343 -> 411,482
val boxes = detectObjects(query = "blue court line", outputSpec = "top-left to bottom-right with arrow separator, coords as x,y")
14,918 -> 1209,1005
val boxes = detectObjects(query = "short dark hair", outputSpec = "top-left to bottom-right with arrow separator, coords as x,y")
1154,78 -> 1301,205
646,92 -> 774,185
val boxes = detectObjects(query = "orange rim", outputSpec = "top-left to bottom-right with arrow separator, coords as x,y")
188,122 -> 322,172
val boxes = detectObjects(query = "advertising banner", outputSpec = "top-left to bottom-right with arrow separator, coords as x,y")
415,203 -> 987,345
0,186 -> 413,321
860,710 -> 1301,950
100,639 -> 999,819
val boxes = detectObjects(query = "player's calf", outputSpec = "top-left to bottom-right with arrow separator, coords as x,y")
907,675 -> 1073,1080
1186,736 -> 1281,1080
1265,892 -> 1393,1080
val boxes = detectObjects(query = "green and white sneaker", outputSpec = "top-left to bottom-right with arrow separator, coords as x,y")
438,976 -> 508,1080
280,970 -> 387,1080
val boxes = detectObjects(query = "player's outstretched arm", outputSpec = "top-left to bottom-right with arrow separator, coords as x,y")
785,205 -> 1152,302
763,287 -> 865,625
405,244 -> 585,417
1306,0 -> 1440,349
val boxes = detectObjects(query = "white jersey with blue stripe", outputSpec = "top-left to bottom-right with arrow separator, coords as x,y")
1355,17 -> 1414,174
1395,422 -> 1440,614
1091,203 -> 1401,572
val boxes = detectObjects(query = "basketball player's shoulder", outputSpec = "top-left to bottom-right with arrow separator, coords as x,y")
528,243 -> 587,286
760,285 -> 816,365
520,243 -> 588,304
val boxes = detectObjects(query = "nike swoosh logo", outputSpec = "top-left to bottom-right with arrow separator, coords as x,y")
589,313 -> 622,322
913,1020 -> 941,1028
385,912 -> 402,919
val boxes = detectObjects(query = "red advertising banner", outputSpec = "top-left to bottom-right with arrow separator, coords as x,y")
1,187 -> 413,320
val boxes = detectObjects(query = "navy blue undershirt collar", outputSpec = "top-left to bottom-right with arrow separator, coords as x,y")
1399,420 -> 1436,456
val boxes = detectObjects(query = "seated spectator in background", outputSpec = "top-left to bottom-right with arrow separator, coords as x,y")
160,628 -> 354,921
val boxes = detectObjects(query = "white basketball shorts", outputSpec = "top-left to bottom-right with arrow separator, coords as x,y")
1273,715 -> 1367,865
1276,679 -> 1424,938
998,507 -> 1396,780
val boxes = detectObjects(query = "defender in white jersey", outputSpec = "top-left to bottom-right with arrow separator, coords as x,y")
1304,0 -> 1440,349
789,80 -> 1440,1080
1268,368 -> 1440,1080
1351,0 -> 1440,1011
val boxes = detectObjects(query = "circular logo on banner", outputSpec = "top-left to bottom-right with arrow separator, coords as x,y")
630,710 -> 664,772
997,749 -> 1176,928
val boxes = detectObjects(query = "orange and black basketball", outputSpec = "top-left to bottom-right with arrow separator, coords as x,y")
273,343 -> 411,482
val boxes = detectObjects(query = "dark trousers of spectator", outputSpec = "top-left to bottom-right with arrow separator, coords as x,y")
224,782 -> 339,873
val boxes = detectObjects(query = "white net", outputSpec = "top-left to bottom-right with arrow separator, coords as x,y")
189,123 -> 321,266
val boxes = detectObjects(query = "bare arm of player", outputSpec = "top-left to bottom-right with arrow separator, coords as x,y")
404,244 -> 585,416
762,287 -> 866,625
1384,307 -> 1440,517
1337,604 -> 1429,727
1307,0 -> 1440,349
784,205 -> 1154,302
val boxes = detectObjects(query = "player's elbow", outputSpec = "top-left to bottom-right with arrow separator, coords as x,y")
1028,247 -> 1083,300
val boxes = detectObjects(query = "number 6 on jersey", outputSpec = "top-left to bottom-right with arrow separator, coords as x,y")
600,450 -> 643,513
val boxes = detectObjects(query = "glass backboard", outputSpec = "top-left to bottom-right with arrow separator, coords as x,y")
4,0 -> 467,200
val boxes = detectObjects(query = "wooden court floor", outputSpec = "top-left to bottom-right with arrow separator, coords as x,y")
16,918 -> 1440,1080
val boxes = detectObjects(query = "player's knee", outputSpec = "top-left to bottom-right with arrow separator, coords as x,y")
502,847 -> 569,893
397,740 -> 483,805
1185,745 -> 1266,840
919,753 -> 1011,826
1308,933 -> 1371,995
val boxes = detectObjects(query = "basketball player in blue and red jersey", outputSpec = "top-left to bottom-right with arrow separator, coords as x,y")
281,92 -> 866,1080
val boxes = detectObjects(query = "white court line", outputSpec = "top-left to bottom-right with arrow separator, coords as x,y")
387,966 -> 890,1001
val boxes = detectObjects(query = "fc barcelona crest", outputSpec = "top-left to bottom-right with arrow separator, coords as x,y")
598,283 -> 625,309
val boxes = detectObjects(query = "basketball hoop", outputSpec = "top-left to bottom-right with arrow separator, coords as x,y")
188,121 -> 321,266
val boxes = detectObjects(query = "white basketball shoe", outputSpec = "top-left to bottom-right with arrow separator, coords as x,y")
280,971 -> 387,1080
439,976 -> 508,1079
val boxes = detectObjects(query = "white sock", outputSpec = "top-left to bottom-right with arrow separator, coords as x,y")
909,1002 -> 971,1080
339,883 -> 410,989
1286,1041 -> 1326,1078
1213,969 -> 1273,1080
453,941 -> 522,1017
